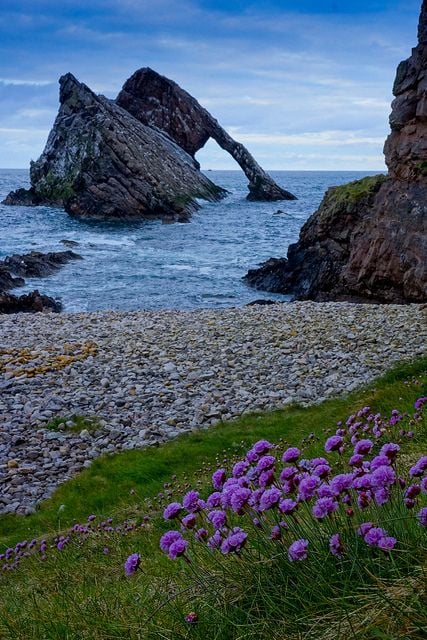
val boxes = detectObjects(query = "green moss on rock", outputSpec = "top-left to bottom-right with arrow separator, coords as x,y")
34,170 -> 76,203
330,174 -> 387,205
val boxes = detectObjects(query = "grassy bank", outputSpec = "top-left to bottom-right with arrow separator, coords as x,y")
0,357 -> 426,639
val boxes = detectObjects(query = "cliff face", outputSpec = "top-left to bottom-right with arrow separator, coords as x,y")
4,74 -> 226,220
245,0 -> 427,303
116,68 -> 296,201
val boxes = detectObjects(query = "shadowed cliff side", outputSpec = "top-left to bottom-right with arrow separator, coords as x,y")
245,0 -> 427,303
116,67 -> 296,202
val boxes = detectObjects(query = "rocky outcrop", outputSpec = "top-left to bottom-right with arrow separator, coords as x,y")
0,250 -> 80,313
0,290 -> 62,314
4,74 -> 226,220
245,1 -> 427,303
116,67 -> 296,201
2,250 -> 81,278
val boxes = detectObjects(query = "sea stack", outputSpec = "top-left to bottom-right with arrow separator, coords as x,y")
3,74 -> 226,220
116,67 -> 296,202
245,0 -> 427,303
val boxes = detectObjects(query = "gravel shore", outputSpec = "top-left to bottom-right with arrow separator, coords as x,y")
1,302 -> 426,515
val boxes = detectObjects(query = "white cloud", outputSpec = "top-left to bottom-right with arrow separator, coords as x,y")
0,78 -> 54,87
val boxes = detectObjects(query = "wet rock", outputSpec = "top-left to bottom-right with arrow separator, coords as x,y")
2,250 -> 82,278
0,290 -> 62,314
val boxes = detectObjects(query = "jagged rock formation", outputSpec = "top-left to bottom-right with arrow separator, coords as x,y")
116,67 -> 296,201
245,0 -> 427,303
0,291 -> 62,314
0,250 -> 80,313
4,74 -> 226,220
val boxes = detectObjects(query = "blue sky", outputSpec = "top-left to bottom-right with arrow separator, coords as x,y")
0,0 -> 422,170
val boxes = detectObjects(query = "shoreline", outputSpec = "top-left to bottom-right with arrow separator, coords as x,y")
1,301 -> 426,515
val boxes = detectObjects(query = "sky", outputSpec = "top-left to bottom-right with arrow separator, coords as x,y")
0,0 -> 422,170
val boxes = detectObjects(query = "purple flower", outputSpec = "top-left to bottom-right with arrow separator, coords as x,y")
270,526 -> 281,540
317,483 -> 334,498
124,552 -> 141,576
312,497 -> 338,519
311,457 -> 329,467
257,455 -> 276,472
182,513 -> 197,529
252,439 -> 274,455
354,439 -> 373,455
357,522 -> 374,537
208,510 -> 227,530
280,466 -> 298,482
364,527 -> 387,547
160,530 -> 182,553
163,502 -> 182,520
183,490 -> 202,513
220,528 -> 247,554
371,465 -> 396,489
259,469 -> 275,487
380,442 -> 400,460
417,507 -> 427,527
279,498 -> 298,514
259,487 -> 281,511
206,492 -> 222,508
212,469 -> 226,490
405,485 -> 421,499
232,460 -> 249,478
298,475 -> 320,501
378,536 -> 396,551
414,396 -> 427,411
185,612 -> 198,624
195,527 -> 208,541
312,464 -> 331,478
330,473 -> 354,496
169,538 -> 188,560
409,456 -> 427,478
329,533 -> 344,558
421,477 -> 427,494
282,447 -> 300,463
349,454 -> 364,468
325,435 -> 343,453
207,530 -> 222,550
370,455 -> 391,472
288,539 -> 309,562
230,487 -> 252,513
374,488 -> 390,505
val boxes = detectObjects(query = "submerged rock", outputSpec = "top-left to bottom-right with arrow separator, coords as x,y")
245,1 -> 427,303
116,67 -> 296,202
0,290 -> 62,314
2,250 -> 82,278
3,74 -> 226,220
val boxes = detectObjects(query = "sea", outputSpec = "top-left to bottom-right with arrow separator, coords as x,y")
0,169 -> 380,312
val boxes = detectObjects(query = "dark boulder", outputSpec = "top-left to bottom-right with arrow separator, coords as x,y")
117,67 -> 296,202
0,290 -> 62,314
2,250 -> 82,278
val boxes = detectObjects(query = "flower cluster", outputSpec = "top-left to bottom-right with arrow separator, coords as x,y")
1,514 -> 149,573
157,399 -> 426,565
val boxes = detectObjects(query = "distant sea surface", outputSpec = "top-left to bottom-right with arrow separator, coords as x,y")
0,170 -> 380,312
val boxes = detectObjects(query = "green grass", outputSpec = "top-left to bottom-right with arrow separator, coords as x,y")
329,174 -> 387,204
0,357 -> 426,640
1,356 -> 426,546
45,414 -> 102,433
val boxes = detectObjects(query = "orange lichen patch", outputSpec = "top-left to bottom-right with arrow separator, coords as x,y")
0,341 -> 98,378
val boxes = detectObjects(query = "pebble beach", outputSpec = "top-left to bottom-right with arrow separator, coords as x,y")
1,301 -> 426,515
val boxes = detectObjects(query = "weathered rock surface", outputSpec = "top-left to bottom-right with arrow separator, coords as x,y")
2,250 -> 81,279
3,74 -> 226,220
0,250 -> 81,313
117,67 -> 296,201
0,290 -> 62,314
245,1 -> 427,303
